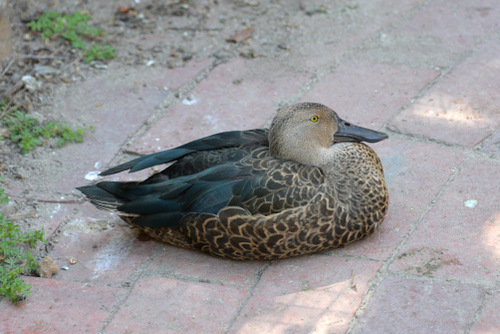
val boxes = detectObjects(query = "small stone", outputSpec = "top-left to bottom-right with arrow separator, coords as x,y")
22,75 -> 42,92
37,257 -> 58,278
69,257 -> 77,264
93,63 -> 108,69
182,94 -> 198,105
464,199 -> 478,208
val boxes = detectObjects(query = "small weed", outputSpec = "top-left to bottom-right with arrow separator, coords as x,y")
27,11 -> 100,49
83,44 -> 116,63
27,11 -> 115,62
0,183 -> 7,205
0,181 -> 46,303
0,99 -> 92,154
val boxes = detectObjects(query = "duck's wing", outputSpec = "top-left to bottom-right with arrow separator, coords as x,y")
228,148 -> 326,215
155,144 -> 259,180
100,129 -> 268,176
78,150 -> 327,230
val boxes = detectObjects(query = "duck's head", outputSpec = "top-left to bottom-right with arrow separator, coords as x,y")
269,102 -> 388,166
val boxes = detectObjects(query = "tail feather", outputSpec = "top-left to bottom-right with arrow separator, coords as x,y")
77,184 -> 126,212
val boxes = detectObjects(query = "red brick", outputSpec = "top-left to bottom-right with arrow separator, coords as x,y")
389,40 -> 500,147
390,159 -> 500,284
106,276 -> 247,334
0,277 -> 124,333
228,255 -> 381,333
352,276 -> 486,333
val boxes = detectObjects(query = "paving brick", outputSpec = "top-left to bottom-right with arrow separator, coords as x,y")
366,0 -> 500,68
127,57 -> 307,155
389,40 -> 500,147
106,276 -> 248,334
471,290 -> 500,334
47,202 -> 157,285
390,158 -> 500,284
228,255 -> 381,334
147,246 -> 266,288
286,0 -> 426,70
302,61 -> 439,129
0,276 -> 124,334
352,276 -> 486,333
330,138 -> 465,260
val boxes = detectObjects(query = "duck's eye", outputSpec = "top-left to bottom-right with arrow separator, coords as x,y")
310,115 -> 319,122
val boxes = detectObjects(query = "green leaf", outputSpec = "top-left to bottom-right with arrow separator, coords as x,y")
0,216 -> 46,303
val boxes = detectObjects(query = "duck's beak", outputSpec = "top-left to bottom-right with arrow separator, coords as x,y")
333,116 -> 388,143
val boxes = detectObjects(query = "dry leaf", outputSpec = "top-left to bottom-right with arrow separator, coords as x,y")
118,7 -> 133,14
227,27 -> 253,43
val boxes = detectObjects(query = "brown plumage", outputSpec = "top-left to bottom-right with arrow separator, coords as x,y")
78,103 -> 389,260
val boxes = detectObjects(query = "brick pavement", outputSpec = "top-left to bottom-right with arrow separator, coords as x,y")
1,0 -> 499,333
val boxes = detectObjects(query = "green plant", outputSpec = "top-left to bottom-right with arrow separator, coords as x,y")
0,182 -> 46,303
0,182 -> 8,205
1,101 -> 91,154
5,111 -> 43,154
83,44 -> 116,63
27,11 -> 115,62
27,11 -> 101,49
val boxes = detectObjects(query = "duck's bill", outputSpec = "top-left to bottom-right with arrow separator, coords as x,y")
333,116 -> 388,143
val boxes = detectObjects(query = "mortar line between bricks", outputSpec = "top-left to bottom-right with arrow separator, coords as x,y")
387,269 -> 497,290
98,245 -> 163,334
465,283 -> 500,333
345,157 -> 468,333
383,130 -> 500,163
224,262 -> 270,334
139,266 -> 255,290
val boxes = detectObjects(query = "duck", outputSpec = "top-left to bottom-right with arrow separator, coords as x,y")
78,102 -> 389,260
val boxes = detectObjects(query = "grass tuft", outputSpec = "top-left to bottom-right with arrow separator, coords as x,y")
27,11 -> 115,62
0,181 -> 46,303
0,99 -> 92,154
